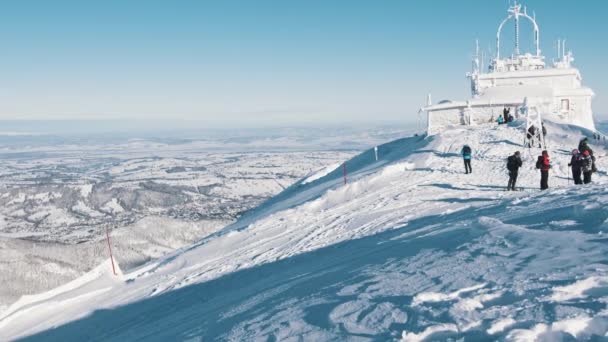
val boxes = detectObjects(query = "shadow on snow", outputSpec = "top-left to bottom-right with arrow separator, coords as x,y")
22,187 -> 608,341
22,202 -> 506,341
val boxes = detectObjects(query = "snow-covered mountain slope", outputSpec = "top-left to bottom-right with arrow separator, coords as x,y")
0,147 -> 354,308
0,217 -> 229,309
3,120 -> 608,341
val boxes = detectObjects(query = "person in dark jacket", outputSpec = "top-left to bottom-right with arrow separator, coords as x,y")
578,137 -> 590,154
542,123 -> 547,137
568,149 -> 583,185
581,150 -> 595,184
503,107 -> 510,123
527,125 -> 538,147
461,145 -> 472,174
527,125 -> 535,140
506,151 -> 523,191
538,150 -> 551,190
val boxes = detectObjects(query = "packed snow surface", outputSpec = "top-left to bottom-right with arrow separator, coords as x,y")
3,120 -> 608,341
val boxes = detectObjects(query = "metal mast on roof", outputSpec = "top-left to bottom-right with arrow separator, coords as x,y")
496,1 -> 541,59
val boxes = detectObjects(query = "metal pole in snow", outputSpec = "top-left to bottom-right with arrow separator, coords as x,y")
343,162 -> 347,185
374,146 -> 378,161
105,226 -> 117,276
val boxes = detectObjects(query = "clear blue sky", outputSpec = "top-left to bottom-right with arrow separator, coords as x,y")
0,0 -> 606,127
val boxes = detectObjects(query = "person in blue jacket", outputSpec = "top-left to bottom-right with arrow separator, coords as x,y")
461,145 -> 472,174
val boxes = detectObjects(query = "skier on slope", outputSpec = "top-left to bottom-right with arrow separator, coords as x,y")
568,149 -> 583,185
461,145 -> 472,174
536,150 -> 551,190
506,151 -> 522,191
581,150 -> 595,184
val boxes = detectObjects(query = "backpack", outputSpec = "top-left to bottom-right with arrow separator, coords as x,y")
507,156 -> 515,171
462,145 -> 471,155
582,155 -> 593,173
535,156 -> 543,169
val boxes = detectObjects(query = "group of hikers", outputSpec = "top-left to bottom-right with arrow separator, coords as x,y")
571,137 -> 597,184
496,107 -> 515,125
460,135 -> 598,191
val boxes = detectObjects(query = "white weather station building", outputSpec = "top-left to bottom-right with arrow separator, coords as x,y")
422,1 -> 596,135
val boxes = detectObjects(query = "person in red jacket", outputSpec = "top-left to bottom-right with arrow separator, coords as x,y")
537,150 -> 551,190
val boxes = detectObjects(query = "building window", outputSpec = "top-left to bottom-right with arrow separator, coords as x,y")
561,99 -> 570,111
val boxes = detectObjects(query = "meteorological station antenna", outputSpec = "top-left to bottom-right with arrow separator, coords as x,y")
496,0 -> 540,59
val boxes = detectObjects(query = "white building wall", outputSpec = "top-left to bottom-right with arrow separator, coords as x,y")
477,73 -> 580,93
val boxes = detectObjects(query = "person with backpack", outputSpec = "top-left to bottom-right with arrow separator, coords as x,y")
506,151 -> 523,191
581,150 -> 595,184
568,149 -> 583,185
536,150 -> 551,190
461,145 -> 472,174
